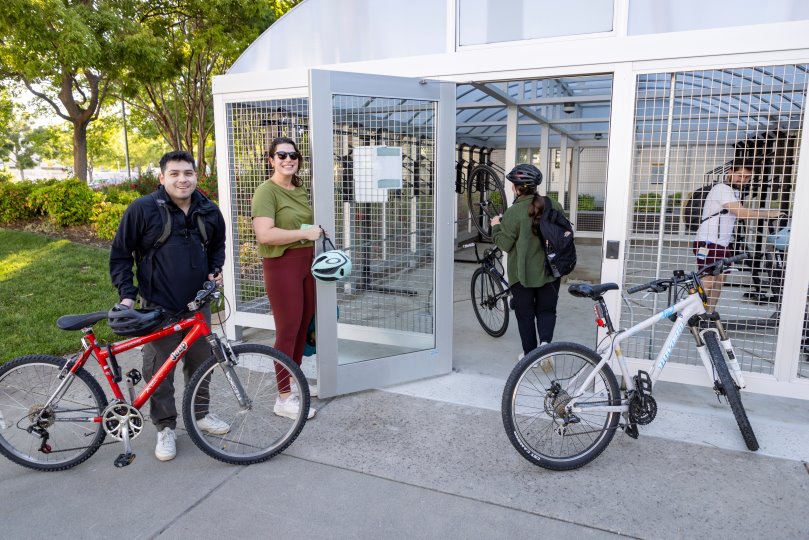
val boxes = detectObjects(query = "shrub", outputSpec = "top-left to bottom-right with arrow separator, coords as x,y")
28,179 -> 95,227
0,180 -> 38,223
578,194 -> 597,211
120,170 -> 160,196
198,173 -> 219,204
94,200 -> 129,240
634,192 -> 663,213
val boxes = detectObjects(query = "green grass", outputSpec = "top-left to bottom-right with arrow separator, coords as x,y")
0,228 -> 119,363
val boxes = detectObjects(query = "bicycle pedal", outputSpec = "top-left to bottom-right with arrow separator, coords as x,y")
623,423 -> 639,439
114,452 -> 136,468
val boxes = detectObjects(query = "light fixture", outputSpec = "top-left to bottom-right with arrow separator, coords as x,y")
594,133 -> 603,140
563,102 -> 575,114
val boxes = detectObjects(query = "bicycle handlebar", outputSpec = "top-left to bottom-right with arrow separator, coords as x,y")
626,252 -> 750,295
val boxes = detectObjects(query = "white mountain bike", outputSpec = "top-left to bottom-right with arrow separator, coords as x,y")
502,253 -> 758,471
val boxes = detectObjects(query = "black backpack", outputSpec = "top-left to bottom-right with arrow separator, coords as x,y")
534,196 -> 576,278
683,184 -> 728,232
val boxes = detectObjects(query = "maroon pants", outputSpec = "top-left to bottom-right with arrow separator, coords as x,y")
263,247 -> 316,393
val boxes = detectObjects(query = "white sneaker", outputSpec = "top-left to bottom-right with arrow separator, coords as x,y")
290,380 -> 318,398
196,413 -> 230,435
517,352 -> 524,361
155,427 -> 176,461
538,343 -> 554,372
274,394 -> 316,420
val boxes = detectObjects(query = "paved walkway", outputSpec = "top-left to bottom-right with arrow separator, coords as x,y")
2,242 -> 808,538
1,370 -> 808,539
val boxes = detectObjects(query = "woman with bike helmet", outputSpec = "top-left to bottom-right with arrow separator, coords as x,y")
252,137 -> 324,420
491,164 -> 565,364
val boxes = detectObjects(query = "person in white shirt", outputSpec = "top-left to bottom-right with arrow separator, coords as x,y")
694,163 -> 784,311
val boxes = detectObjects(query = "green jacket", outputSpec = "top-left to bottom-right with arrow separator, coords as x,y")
491,195 -> 564,288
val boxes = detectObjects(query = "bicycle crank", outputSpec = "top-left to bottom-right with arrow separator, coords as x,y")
102,402 -> 144,441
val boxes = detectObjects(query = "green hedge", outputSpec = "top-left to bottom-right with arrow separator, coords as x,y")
27,179 -> 94,226
0,180 -> 39,223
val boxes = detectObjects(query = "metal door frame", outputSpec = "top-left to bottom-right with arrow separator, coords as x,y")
309,69 -> 455,398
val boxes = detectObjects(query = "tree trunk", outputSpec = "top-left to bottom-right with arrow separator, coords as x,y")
73,121 -> 89,182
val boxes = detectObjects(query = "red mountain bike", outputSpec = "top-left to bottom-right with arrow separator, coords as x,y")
0,281 -> 310,471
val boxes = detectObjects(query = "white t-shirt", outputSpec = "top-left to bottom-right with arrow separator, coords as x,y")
695,183 -> 739,247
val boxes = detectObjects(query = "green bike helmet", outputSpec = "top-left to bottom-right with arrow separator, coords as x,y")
311,238 -> 352,282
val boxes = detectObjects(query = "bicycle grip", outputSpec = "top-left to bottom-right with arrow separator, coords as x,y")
627,281 -> 655,294
725,252 -> 749,265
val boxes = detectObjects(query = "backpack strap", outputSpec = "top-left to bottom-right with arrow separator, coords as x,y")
152,194 -> 173,253
139,192 -> 209,261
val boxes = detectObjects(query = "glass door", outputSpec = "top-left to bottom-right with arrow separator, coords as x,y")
309,70 -> 455,397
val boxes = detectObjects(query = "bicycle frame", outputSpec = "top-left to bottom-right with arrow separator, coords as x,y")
567,291 -> 747,415
46,312 -> 216,423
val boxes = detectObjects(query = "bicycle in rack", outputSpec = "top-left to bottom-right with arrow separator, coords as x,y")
502,253 -> 759,471
0,281 -> 310,471
462,242 -> 512,337
455,144 -> 508,240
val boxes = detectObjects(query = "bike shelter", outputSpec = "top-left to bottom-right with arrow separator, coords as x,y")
214,0 -> 809,400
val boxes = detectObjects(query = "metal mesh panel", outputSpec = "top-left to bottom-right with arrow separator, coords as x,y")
576,147 -> 608,232
623,65 -> 808,376
331,95 -> 436,336
225,98 -> 310,314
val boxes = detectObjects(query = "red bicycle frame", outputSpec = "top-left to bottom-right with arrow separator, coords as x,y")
68,311 -> 212,420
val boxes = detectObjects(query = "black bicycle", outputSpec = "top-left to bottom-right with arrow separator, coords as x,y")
464,242 -> 512,337
466,164 -> 507,240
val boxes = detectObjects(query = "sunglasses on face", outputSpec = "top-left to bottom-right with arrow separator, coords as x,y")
274,151 -> 300,161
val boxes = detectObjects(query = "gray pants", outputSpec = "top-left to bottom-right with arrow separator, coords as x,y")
142,306 -> 212,430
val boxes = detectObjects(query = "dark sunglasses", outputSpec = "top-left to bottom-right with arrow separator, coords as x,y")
275,151 -> 300,160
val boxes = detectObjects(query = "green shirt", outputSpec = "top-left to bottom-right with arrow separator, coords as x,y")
491,195 -> 565,288
251,180 -> 314,258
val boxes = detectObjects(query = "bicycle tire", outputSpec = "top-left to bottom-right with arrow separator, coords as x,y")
182,343 -> 309,465
471,267 -> 509,337
703,331 -> 759,451
502,342 -> 621,471
466,164 -> 507,240
0,355 -> 107,471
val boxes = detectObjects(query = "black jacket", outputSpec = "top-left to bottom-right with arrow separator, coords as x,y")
110,187 -> 226,312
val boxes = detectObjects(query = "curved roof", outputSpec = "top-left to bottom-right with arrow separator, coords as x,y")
229,0 -> 448,74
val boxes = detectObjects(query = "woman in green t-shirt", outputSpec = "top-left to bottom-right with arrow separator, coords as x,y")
491,164 -> 562,366
252,137 -> 322,421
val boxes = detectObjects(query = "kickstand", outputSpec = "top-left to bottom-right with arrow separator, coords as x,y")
114,418 -> 136,468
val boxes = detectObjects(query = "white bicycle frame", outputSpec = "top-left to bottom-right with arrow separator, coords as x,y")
567,290 -> 747,415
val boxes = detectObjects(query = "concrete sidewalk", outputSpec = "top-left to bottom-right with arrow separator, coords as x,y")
2,240 -> 808,538
1,387 -> 807,539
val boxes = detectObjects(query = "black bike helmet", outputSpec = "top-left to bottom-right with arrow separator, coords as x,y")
506,164 -> 542,186
107,305 -> 167,337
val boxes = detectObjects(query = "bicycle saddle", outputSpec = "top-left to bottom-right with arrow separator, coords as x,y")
57,311 -> 109,331
568,283 -> 618,299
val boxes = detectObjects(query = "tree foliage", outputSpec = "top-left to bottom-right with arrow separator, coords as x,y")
0,0 -> 147,181
120,0 -> 296,175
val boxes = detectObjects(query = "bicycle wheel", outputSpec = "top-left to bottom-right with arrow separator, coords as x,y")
703,332 -> 759,451
183,343 -> 309,465
471,267 -> 509,337
502,342 -> 621,471
466,164 -> 507,240
0,355 -> 107,471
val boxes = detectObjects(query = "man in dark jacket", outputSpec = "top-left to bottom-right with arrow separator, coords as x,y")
110,150 -> 228,462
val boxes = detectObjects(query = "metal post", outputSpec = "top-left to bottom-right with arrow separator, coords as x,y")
121,99 -> 132,180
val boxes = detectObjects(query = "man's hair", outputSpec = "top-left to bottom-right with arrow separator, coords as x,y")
160,150 -> 196,172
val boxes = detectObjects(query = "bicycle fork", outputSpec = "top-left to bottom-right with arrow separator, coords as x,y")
207,336 -> 251,409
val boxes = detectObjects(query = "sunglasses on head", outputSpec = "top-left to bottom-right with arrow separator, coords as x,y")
274,151 -> 300,160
